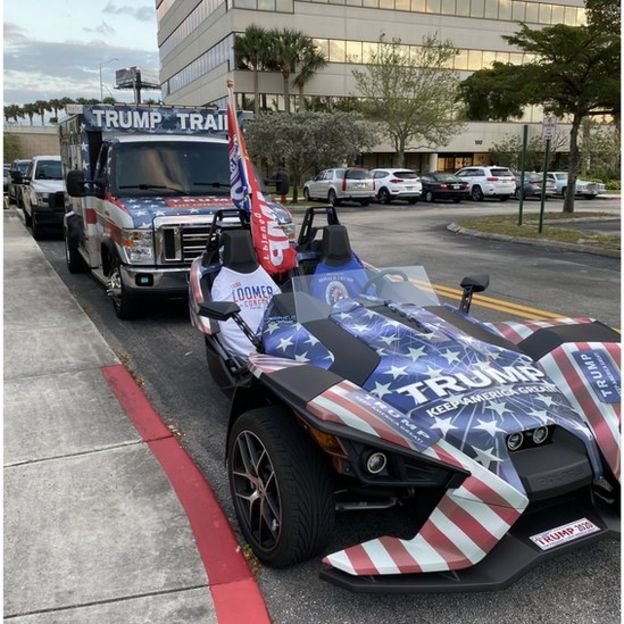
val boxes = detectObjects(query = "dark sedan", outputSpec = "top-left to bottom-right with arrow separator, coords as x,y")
419,172 -> 468,202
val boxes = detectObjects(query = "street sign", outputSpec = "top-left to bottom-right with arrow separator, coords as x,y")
541,115 -> 558,140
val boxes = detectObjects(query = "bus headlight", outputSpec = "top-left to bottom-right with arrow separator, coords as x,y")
122,229 -> 154,264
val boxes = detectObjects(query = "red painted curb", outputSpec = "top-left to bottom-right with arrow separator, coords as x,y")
101,364 -> 271,624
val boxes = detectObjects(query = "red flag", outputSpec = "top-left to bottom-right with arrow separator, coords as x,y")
227,84 -> 297,275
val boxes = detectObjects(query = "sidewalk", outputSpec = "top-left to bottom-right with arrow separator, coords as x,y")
4,211 -> 268,623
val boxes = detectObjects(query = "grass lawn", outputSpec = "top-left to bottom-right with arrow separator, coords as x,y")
456,212 -> 620,251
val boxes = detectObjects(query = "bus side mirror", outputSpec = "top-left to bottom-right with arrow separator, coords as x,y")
66,170 -> 86,197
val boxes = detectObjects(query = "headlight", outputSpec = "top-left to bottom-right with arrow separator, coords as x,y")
122,229 -> 154,264
35,192 -> 49,206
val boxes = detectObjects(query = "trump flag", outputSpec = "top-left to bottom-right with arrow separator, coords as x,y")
227,83 -> 297,275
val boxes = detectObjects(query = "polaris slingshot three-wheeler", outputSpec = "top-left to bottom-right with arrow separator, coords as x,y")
188,207 -> 620,592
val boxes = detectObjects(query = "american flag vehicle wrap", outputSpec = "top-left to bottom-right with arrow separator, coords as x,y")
249,303 -> 618,577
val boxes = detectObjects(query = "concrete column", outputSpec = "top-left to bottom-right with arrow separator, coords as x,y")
428,152 -> 438,172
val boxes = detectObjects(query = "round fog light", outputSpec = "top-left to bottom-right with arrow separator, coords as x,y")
365,451 -> 387,475
532,426 -> 549,445
507,432 -> 524,451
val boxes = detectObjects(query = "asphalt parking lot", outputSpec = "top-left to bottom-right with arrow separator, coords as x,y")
31,196 -> 620,624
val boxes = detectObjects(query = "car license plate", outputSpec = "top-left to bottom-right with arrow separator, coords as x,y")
405,186 -> 413,190
354,183 -> 364,189
530,518 -> 600,551
452,184 -> 460,189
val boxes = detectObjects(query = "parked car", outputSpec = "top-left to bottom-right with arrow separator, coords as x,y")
303,168 -> 375,206
20,155 -> 66,239
4,165 -> 10,192
514,173 -> 557,199
455,165 -> 516,201
369,168 -> 422,204
546,172 -> 604,199
419,172 -> 468,202
8,159 -> 31,205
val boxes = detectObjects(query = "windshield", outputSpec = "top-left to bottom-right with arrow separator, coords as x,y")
113,140 -> 230,197
16,161 -> 30,174
434,174 -> 461,182
34,160 -> 62,180
345,169 -> 371,180
555,173 -> 567,179
292,266 -> 439,324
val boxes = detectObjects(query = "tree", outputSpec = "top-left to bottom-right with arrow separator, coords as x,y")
22,103 -> 36,125
293,41 -> 327,110
33,100 -> 50,125
269,28 -> 310,114
353,35 -> 464,168
579,121 -> 620,180
489,131 -> 567,171
4,133 -> 22,162
47,98 -> 64,123
235,25 -> 272,116
459,24 -> 619,213
246,111 -> 378,202
586,0 -> 620,36
4,105 -> 21,124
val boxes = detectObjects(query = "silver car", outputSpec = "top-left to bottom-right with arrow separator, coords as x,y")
303,167 -> 375,206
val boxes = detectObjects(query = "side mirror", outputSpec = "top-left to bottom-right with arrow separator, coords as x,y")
198,301 -> 241,321
198,301 -> 262,350
22,176 -> 31,185
459,274 -> 489,314
11,172 -> 22,184
66,169 -> 86,197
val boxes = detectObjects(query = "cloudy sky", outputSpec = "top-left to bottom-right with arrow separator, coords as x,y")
4,0 -> 160,106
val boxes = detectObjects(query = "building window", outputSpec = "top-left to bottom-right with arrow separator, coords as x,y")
346,41 -> 363,62
454,49 -> 468,70
524,2 -> 538,22
484,0 -> 498,19
426,0 -> 441,12
498,0 -> 512,20
329,40 -> 346,62
470,0 -> 485,18
440,0 -> 454,14
467,49 -> 483,70
564,6 -> 576,25
538,3 -> 551,23
411,0 -> 426,11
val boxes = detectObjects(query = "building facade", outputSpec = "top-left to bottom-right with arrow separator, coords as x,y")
156,0 -> 585,170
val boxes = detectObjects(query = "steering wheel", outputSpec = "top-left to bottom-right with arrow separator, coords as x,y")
361,269 -> 410,296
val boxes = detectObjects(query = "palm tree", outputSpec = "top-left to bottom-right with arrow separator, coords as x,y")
60,97 -> 75,116
269,28 -> 310,114
22,103 -> 36,125
293,41 -> 327,111
234,25 -> 271,116
4,104 -> 21,124
48,98 -> 65,122
33,100 -> 50,125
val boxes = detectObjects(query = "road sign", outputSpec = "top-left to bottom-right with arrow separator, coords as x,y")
541,115 -> 558,140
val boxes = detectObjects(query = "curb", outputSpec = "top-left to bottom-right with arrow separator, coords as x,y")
102,364 -> 271,624
595,194 -> 621,200
447,223 -> 620,258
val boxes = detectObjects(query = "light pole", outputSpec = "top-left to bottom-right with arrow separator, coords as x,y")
99,57 -> 119,102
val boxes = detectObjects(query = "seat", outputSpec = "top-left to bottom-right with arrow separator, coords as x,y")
310,225 -> 368,304
210,230 -> 281,359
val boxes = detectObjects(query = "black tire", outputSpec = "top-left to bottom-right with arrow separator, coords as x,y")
378,188 -> 391,205
585,194 -> 597,200
228,407 -> 335,568
471,186 -> 484,201
499,195 -> 509,202
425,191 -> 434,203
328,189 -> 341,207
452,197 -> 462,203
109,255 -> 140,320
31,210 -> 42,239
407,198 -> 418,205
303,187 -> 311,201
65,229 -> 87,273
561,186 -> 567,197
514,188 -> 521,200
359,199 -> 370,206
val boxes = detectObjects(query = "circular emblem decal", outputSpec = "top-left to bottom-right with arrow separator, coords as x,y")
325,280 -> 349,304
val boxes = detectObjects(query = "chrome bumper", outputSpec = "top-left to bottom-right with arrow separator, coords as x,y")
120,265 -> 190,295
